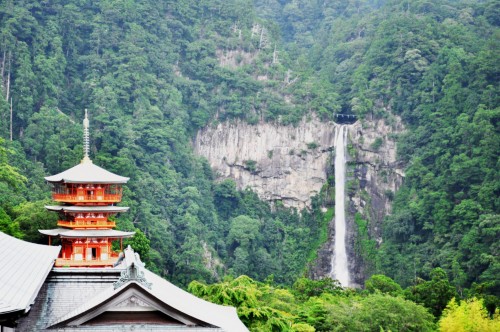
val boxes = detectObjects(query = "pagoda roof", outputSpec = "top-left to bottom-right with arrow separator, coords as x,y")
0,231 -> 60,318
39,228 -> 135,239
44,161 -> 129,184
45,205 -> 129,213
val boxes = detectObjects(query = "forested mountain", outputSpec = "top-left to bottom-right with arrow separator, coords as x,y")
0,0 -> 499,329
0,0 -> 328,286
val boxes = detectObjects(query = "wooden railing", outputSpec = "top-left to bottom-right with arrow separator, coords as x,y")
55,254 -> 120,267
57,219 -> 116,229
55,258 -> 118,267
52,193 -> 122,203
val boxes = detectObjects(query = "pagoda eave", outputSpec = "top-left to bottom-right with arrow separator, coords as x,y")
46,180 -> 128,184
44,162 -> 129,184
45,205 -> 130,213
39,229 -> 135,239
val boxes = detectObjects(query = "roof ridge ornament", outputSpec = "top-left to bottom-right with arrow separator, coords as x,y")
114,246 -> 152,290
81,109 -> 92,164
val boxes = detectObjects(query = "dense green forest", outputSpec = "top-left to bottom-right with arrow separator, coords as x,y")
0,0 -> 498,330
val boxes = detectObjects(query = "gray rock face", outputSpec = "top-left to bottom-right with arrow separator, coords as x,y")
194,117 -> 340,210
350,117 -> 405,224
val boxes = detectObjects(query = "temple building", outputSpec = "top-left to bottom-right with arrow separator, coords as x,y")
0,112 -> 248,331
39,110 -> 134,267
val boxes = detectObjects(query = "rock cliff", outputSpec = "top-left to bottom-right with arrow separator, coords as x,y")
194,117 -> 339,210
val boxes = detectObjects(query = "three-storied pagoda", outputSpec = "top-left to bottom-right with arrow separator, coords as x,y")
39,111 -> 134,267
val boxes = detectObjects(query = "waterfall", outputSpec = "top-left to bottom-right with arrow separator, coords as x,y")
330,125 -> 349,287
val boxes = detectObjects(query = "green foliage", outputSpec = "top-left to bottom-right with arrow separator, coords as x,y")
365,274 -> 403,297
189,275 -> 303,331
243,159 -> 258,173
439,297 -> 500,332
124,228 -> 151,264
0,138 -> 27,190
306,142 -> 319,150
322,293 -> 436,332
354,213 -> 377,270
0,207 -> 22,238
405,268 -> 457,318
190,275 -> 435,332
370,137 -> 383,151
292,277 -> 343,301
13,200 -> 58,243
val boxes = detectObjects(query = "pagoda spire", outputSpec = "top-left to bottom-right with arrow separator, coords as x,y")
82,109 -> 92,164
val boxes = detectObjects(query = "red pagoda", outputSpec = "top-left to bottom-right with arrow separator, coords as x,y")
40,110 -> 134,267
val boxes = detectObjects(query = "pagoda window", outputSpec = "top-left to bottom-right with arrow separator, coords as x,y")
77,185 -> 85,200
86,247 -> 93,261
106,184 -> 122,195
96,186 -> 104,200
101,245 -> 108,260
52,183 -> 67,194
74,246 -> 83,261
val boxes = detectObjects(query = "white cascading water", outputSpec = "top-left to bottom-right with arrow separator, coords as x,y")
330,125 -> 349,287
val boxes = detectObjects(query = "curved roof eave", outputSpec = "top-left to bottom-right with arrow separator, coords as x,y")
44,162 -> 129,184
39,229 -> 135,239
45,206 -> 130,213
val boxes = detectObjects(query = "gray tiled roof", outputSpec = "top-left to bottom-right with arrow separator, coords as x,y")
15,248 -> 248,331
16,269 -> 122,331
45,206 -> 129,213
44,161 -> 129,184
142,267 -> 248,331
39,228 -> 135,238
0,232 -> 60,316
47,247 -> 248,331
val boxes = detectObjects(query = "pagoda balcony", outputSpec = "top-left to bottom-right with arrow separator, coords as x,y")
57,219 -> 116,229
51,193 -> 122,203
55,256 -> 119,267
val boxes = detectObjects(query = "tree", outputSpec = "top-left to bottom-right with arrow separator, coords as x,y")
0,138 -> 26,189
227,215 -> 260,248
324,293 -> 436,332
439,298 -> 500,332
365,274 -> 403,296
406,268 -> 457,317
213,179 -> 240,220
0,207 -> 22,238
292,277 -> 343,300
124,228 -> 151,263
13,200 -> 58,243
